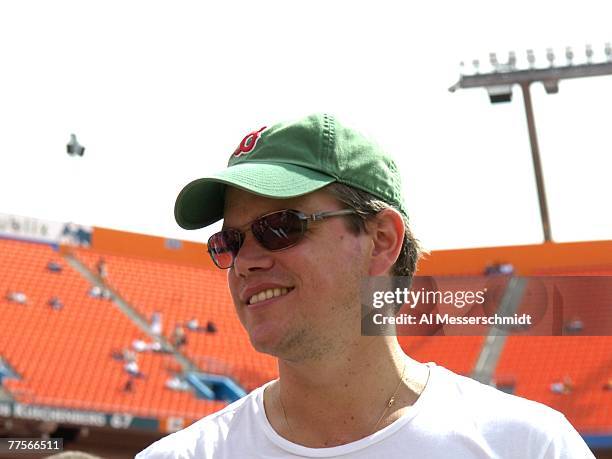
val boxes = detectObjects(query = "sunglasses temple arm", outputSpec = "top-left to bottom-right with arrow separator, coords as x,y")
310,209 -> 356,221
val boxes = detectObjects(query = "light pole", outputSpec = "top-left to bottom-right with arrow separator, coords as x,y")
449,44 -> 612,242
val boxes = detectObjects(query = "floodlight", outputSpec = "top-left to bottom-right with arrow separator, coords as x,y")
486,85 -> 513,103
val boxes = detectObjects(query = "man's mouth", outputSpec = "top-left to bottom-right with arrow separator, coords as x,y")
248,287 -> 294,305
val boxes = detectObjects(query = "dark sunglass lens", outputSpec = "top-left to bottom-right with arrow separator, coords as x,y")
253,211 -> 304,250
208,230 -> 242,268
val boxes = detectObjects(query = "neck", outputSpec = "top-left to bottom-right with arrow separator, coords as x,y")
264,337 -> 429,447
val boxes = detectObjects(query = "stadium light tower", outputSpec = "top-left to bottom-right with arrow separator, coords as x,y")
449,44 -> 612,242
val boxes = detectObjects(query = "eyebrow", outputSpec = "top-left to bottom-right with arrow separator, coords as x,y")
222,196 -> 316,230
221,208 -> 287,232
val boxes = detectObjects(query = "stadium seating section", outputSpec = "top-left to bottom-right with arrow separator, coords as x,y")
0,239 -> 226,421
0,237 -> 610,435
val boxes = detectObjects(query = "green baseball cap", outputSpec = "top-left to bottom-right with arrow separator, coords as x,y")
174,113 -> 407,230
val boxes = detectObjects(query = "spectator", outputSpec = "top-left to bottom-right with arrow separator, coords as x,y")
6,291 -> 27,304
124,360 -> 143,378
165,376 -> 190,391
564,318 -> 584,334
96,257 -> 107,280
186,318 -> 200,331
48,296 -> 63,310
172,325 -> 187,348
206,321 -> 217,334
123,349 -> 137,362
46,261 -> 62,273
89,285 -> 102,298
95,257 -> 113,299
186,318 -> 205,332
550,376 -> 573,394
484,263 -> 515,276
150,311 -> 163,335
132,339 -> 148,353
130,339 -> 166,353
89,285 -> 111,300
123,378 -> 134,392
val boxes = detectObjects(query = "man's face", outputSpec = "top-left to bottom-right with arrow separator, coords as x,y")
223,187 -> 372,361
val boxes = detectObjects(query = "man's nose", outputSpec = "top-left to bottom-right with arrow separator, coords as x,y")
233,232 -> 274,275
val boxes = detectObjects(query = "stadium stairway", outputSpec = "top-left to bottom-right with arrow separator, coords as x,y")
61,249 -> 196,374
471,277 -> 527,385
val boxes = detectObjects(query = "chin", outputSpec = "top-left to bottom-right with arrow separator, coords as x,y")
244,315 -> 293,353
248,331 -> 283,356
249,329 -> 301,360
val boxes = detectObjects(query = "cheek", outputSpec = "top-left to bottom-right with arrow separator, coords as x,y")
298,234 -> 368,295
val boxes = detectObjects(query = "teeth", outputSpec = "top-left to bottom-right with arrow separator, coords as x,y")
249,287 -> 290,305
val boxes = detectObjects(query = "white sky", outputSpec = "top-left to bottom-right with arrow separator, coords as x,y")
1,0 -> 611,251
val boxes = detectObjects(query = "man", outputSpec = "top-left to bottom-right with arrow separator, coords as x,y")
137,114 -> 593,458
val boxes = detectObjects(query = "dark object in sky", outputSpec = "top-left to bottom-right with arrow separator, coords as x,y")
66,133 -> 85,156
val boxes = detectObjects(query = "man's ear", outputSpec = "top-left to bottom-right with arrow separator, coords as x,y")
367,208 -> 405,276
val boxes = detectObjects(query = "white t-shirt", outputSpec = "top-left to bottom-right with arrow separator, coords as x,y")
136,364 -> 594,458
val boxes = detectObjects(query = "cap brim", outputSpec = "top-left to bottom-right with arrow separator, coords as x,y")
174,162 -> 336,230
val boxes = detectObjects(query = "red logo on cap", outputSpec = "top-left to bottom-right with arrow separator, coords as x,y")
233,126 -> 267,157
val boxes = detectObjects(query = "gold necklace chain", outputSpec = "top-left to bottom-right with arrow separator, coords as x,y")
278,360 -> 407,438
372,360 -> 407,432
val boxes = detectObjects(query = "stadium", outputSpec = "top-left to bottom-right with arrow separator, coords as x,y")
1,215 -> 611,457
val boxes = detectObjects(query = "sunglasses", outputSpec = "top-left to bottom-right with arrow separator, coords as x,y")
207,208 -> 357,269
